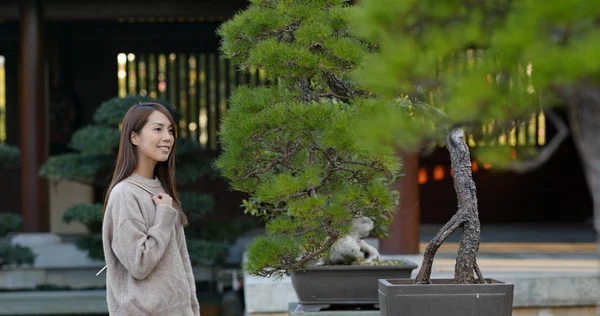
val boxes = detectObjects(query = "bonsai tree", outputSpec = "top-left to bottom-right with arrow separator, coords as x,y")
351,0 -> 600,284
40,95 -> 248,265
0,145 -> 35,268
216,0 -> 402,277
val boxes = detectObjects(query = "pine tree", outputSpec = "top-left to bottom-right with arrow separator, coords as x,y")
352,0 -> 600,283
216,0 -> 401,277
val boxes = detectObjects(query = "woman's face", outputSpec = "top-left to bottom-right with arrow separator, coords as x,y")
131,110 -> 175,164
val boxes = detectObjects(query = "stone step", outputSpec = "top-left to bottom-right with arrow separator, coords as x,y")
0,290 -> 107,315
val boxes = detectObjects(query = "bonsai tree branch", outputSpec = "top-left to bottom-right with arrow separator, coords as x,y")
415,128 -> 484,284
297,77 -> 316,102
257,229 -> 341,278
315,92 -> 350,102
241,141 -> 302,180
414,214 -> 465,284
293,227 -> 318,237
323,71 -> 359,98
242,158 -> 283,179
474,260 -> 485,284
289,231 -> 340,270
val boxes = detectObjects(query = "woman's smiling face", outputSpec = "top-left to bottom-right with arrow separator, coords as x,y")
131,110 -> 175,164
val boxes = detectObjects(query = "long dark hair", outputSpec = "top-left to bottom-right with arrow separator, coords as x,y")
102,102 -> 188,225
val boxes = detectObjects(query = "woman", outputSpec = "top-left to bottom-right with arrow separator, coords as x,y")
101,102 -> 200,315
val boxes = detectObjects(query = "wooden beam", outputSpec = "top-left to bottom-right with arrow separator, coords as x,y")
19,0 -> 49,232
379,152 -> 421,254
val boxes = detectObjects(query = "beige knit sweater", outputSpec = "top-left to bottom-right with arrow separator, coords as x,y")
102,173 -> 200,316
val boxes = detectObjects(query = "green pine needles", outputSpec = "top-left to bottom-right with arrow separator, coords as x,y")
216,0 -> 401,277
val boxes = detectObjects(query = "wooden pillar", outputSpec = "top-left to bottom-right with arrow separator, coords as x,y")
379,152 -> 420,254
19,0 -> 48,232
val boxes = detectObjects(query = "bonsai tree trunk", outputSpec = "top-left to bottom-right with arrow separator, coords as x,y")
415,128 -> 485,284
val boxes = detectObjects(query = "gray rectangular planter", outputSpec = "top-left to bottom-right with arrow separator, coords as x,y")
378,279 -> 514,316
291,262 -> 417,311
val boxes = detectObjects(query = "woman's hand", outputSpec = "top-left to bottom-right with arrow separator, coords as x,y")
152,192 -> 173,208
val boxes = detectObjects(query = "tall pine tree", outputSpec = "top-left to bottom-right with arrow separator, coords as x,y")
216,0 -> 401,277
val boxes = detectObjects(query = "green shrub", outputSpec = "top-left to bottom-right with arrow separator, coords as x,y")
0,213 -> 36,268
0,242 -> 35,268
62,204 -> 103,233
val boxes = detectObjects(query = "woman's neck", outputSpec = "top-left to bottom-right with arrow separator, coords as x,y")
134,157 -> 157,179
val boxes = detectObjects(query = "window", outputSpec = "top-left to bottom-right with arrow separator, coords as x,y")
117,53 -> 266,150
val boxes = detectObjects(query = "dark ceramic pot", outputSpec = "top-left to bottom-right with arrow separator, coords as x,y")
290,261 -> 418,310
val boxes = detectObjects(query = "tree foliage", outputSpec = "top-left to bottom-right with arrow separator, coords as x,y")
0,213 -> 36,268
216,0 -> 401,277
